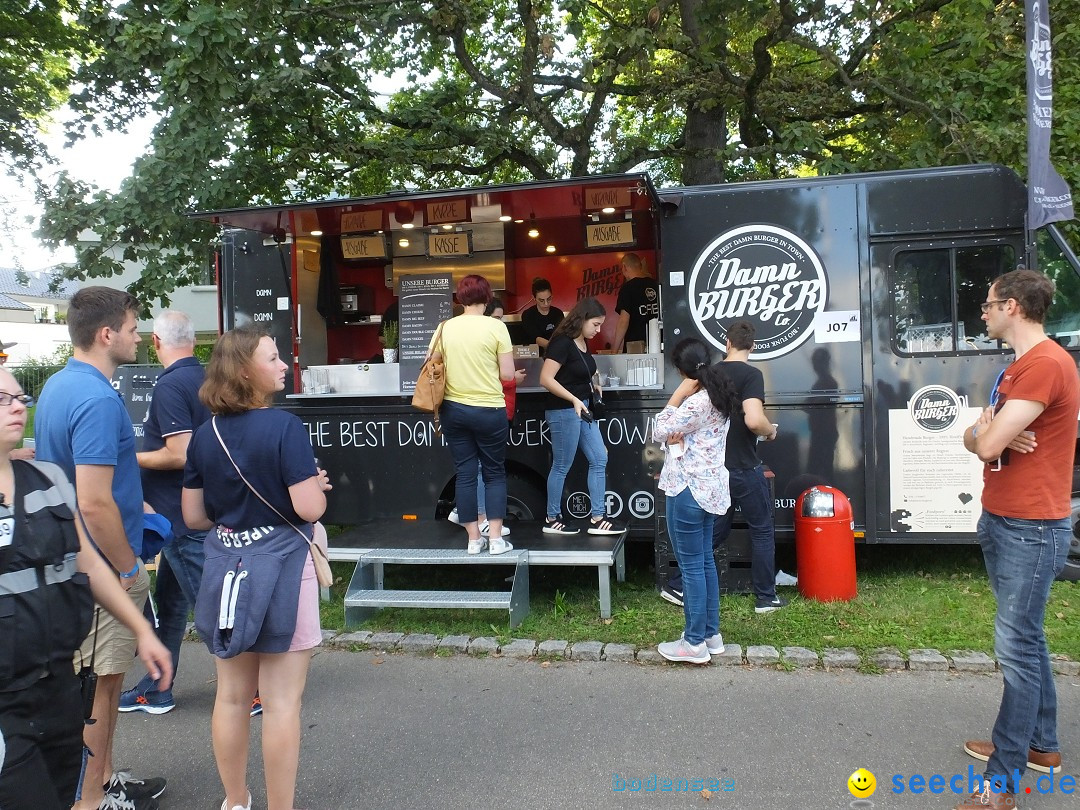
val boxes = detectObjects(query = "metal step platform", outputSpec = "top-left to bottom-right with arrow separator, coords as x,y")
345,547 -> 530,628
331,519 -> 626,618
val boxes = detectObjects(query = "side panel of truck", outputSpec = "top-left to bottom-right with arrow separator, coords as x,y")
659,180 -> 868,540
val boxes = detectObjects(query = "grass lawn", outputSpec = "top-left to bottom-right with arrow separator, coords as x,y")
318,542 -> 1080,663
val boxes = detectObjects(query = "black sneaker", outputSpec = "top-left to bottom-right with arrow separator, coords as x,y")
754,596 -> 788,614
99,793 -> 158,810
543,517 -> 579,535
659,586 -> 684,607
587,517 -> 624,535
105,771 -> 167,802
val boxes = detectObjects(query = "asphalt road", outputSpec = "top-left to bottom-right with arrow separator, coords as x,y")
114,644 -> 1080,810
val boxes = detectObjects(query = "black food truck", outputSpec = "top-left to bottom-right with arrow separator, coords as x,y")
187,164 -> 1080,585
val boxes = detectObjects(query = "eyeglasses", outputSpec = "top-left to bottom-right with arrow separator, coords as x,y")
0,392 -> 33,407
979,299 -> 1010,313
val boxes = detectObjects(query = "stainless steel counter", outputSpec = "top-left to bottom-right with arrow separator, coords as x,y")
288,353 -> 664,399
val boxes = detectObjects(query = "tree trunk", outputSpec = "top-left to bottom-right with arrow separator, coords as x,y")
681,103 -> 726,186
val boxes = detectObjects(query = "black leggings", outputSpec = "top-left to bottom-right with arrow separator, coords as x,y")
0,669 -> 85,810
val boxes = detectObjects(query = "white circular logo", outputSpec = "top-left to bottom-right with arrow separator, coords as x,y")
687,224 -> 828,359
908,385 -> 962,432
628,490 -> 655,519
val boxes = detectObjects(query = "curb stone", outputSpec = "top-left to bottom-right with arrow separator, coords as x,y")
949,650 -> 996,673
571,641 -> 604,661
781,646 -> 819,668
328,635 -> 1080,676
822,648 -> 860,669
399,633 -> 440,654
437,634 -> 471,654
746,645 -> 780,666
467,636 -> 500,656
334,630 -> 373,647
908,649 -> 949,671
536,640 -> 569,658
714,643 -> 742,666
502,639 -> 538,659
871,647 -> 906,670
367,631 -> 404,650
603,643 -> 636,663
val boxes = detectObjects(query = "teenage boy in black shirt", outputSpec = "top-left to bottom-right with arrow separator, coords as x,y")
520,277 -> 564,352
662,320 -> 787,613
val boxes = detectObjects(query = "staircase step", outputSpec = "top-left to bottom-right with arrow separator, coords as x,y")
345,588 -> 512,610
360,548 -> 527,565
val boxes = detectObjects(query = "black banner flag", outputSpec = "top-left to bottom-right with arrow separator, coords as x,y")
1026,0 -> 1073,227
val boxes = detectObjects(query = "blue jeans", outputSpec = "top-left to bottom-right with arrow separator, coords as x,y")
441,400 -> 508,523
666,487 -> 719,645
545,406 -> 608,520
978,511 -> 1069,786
136,531 -> 206,698
668,465 -> 777,601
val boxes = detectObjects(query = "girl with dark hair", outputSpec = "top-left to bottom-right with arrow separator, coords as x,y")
437,275 -> 517,553
539,297 -> 623,535
652,338 -> 739,664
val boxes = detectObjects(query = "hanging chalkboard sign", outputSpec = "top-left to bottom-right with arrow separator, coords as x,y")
398,272 -> 454,393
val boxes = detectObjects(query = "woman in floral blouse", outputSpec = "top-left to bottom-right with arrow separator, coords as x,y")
652,338 -> 740,664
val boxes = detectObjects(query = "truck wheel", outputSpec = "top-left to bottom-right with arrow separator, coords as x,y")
1056,494 -> 1080,582
506,473 -> 545,523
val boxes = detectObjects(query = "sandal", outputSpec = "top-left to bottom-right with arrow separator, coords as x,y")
543,517 -> 580,535
588,517 -> 625,535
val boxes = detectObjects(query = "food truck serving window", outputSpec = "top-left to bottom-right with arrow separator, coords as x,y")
890,244 -> 1015,355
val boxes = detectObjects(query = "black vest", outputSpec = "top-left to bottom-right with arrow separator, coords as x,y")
0,460 -> 93,692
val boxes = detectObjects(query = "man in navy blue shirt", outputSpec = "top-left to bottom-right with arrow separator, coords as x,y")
35,287 -> 166,810
120,311 -> 210,717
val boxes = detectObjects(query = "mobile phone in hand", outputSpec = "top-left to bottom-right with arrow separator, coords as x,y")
580,409 -> 594,423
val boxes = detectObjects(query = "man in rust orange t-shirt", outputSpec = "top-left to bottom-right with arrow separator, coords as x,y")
954,268 -> 1080,810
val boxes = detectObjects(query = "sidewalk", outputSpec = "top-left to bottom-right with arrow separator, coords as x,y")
114,643 -> 1080,809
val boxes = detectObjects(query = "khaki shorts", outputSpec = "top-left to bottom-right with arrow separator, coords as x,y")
73,560 -> 151,676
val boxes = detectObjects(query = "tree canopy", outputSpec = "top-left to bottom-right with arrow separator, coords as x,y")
22,0 -> 1079,304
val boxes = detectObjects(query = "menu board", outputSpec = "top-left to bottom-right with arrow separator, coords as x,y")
399,273 -> 454,393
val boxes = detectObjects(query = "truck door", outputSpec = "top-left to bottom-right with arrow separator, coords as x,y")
661,179 -> 868,539
220,229 -> 296,396
868,236 -> 1023,540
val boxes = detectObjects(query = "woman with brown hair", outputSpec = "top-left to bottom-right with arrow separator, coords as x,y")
182,325 -> 331,810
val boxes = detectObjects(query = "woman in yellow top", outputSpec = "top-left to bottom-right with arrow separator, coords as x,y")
434,274 -> 516,555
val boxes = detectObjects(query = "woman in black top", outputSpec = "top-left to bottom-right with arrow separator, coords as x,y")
539,297 -> 623,536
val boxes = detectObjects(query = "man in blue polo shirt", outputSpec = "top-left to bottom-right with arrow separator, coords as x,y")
119,310 -> 210,717
35,287 -> 166,810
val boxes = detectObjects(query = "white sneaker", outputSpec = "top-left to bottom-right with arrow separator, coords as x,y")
681,632 -> 725,655
488,537 -> 514,555
478,520 -> 510,538
220,792 -> 251,810
447,508 -> 462,525
657,637 -> 710,664
467,536 -> 488,555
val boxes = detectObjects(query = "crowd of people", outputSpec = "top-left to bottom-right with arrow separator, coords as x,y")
0,263 -> 1074,810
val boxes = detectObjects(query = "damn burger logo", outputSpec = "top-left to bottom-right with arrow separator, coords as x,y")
908,385 -> 962,432
688,225 -> 827,359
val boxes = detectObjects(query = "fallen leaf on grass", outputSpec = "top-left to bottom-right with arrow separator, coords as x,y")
1056,612 -> 1065,620
1062,600 -> 1070,607
602,618 -> 613,625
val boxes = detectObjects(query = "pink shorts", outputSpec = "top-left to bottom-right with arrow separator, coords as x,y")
288,527 -> 326,651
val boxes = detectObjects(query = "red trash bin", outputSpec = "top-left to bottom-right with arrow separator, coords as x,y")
794,486 -> 856,601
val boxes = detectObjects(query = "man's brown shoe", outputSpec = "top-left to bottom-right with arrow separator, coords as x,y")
964,739 -> 1062,774
954,786 -> 1017,809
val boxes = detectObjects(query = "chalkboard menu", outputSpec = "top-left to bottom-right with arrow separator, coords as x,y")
399,273 -> 454,393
